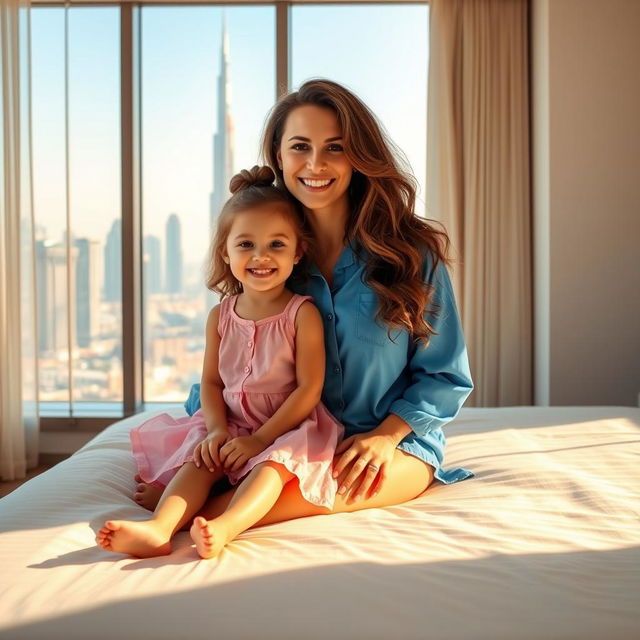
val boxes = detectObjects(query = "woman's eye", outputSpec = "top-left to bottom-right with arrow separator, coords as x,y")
328,144 -> 343,152
291,143 -> 308,151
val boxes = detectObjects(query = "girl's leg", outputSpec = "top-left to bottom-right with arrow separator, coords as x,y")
97,462 -> 225,558
133,474 -> 164,511
190,461 -> 295,559
195,449 -> 435,528
133,474 -> 232,512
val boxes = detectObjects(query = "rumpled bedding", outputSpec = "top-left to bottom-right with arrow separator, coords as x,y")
0,406 -> 638,639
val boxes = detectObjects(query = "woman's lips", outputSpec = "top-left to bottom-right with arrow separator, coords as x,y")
298,178 -> 335,192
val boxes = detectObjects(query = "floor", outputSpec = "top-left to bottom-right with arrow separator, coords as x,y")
0,464 -> 54,499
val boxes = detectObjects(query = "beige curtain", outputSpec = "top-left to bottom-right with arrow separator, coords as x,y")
1,0 -> 39,480
427,0 -> 532,406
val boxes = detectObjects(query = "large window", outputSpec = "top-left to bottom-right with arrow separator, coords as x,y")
32,7 -> 122,416
291,3 -> 428,215
30,1 -> 429,423
140,6 -> 276,403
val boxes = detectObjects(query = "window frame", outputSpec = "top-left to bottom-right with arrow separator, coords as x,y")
33,0 -> 429,433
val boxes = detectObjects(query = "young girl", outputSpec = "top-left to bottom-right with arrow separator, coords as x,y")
96,165 -> 344,559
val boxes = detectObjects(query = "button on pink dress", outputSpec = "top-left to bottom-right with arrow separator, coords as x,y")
130,294 -> 345,510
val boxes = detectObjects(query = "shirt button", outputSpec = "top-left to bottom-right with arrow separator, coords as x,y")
247,340 -> 253,348
326,313 -> 334,321
244,366 -> 251,373
333,366 -> 340,374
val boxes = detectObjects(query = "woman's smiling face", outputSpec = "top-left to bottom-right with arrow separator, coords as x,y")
276,104 -> 353,215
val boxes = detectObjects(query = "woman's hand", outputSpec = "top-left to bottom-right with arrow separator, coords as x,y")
193,428 -> 231,472
220,434 -> 268,474
332,432 -> 397,503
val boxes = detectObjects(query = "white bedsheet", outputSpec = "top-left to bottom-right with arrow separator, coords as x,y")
1,406 -> 638,639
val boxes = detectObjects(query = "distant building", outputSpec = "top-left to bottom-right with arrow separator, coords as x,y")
104,220 -> 121,302
209,17 -> 235,235
143,235 -> 162,295
75,238 -> 102,348
36,240 -> 78,355
165,214 -> 183,294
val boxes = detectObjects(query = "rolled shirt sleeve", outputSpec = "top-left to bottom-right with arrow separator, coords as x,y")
388,257 -> 473,438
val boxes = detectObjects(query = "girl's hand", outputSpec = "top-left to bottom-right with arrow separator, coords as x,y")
332,433 -> 396,503
193,428 -> 231,472
220,434 -> 268,474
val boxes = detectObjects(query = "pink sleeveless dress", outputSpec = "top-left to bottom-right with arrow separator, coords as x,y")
130,293 -> 345,509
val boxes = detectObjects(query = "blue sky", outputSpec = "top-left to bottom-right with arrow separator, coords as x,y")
30,4 -> 429,272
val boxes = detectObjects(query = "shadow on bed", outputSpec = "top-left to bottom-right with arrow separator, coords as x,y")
27,532 -> 210,570
5,546 -> 639,640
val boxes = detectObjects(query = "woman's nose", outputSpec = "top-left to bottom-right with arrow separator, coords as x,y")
306,150 -> 326,173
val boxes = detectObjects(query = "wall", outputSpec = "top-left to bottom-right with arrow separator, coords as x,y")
532,0 -> 640,406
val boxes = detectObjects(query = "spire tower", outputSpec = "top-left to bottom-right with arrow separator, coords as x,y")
209,13 -> 235,235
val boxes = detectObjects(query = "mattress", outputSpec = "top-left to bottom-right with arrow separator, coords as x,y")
0,406 -> 638,639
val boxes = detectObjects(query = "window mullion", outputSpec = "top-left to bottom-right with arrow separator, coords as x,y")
276,1 -> 290,98
64,3 -> 73,417
121,4 -> 143,416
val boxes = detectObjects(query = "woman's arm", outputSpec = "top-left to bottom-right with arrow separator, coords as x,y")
369,414 -> 412,446
199,305 -> 229,434
333,257 -> 473,502
253,301 -> 325,447
384,257 -> 473,438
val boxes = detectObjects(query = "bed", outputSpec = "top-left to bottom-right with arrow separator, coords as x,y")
1,406 -> 638,639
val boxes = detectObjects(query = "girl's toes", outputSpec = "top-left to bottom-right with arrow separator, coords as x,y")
105,521 -> 120,532
194,516 -> 208,529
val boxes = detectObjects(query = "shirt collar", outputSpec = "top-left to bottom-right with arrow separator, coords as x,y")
310,244 -> 358,278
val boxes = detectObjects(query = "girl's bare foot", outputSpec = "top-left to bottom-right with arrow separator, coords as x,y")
96,520 -> 172,558
190,516 -> 230,559
133,476 -> 164,511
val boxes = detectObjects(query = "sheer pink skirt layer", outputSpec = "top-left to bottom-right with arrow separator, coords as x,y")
130,393 -> 344,510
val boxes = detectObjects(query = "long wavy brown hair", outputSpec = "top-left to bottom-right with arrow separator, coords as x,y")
261,78 -> 452,346
206,165 -> 310,297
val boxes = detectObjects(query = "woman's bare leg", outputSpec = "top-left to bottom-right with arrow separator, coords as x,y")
97,462 -> 225,558
195,449 -> 434,528
190,461 -> 295,559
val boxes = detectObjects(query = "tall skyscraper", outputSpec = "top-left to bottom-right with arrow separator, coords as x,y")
143,235 -> 162,295
104,219 -> 121,302
165,214 -> 183,294
75,238 -> 102,348
36,240 -> 78,355
209,16 -> 236,235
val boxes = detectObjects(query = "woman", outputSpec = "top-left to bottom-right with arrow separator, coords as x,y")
182,78 -> 474,524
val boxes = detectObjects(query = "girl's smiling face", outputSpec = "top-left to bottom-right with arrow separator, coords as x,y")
223,206 -> 302,293
276,104 -> 353,215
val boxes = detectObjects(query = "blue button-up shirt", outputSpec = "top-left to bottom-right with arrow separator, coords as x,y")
185,245 -> 474,484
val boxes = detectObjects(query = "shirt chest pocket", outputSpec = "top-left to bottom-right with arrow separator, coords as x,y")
356,293 -> 389,347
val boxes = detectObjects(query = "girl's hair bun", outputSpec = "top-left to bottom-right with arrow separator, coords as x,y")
229,165 -> 275,194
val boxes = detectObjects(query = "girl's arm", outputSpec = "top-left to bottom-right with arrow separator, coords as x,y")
253,301 -> 325,447
199,305 -> 229,434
